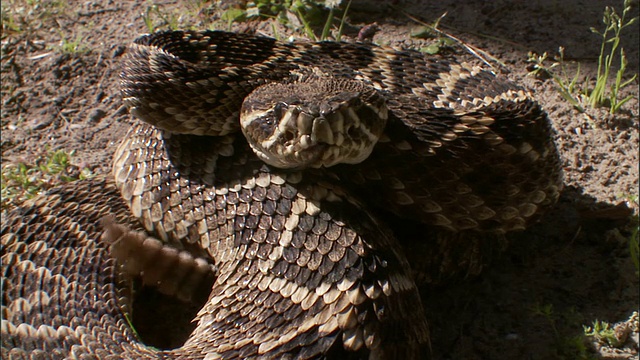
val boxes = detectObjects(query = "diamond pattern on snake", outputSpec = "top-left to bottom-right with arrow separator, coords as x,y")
1,30 -> 562,359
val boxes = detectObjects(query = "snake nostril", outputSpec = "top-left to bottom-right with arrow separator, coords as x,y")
347,126 -> 359,139
283,131 -> 295,144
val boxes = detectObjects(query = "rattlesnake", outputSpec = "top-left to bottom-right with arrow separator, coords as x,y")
1,30 -> 563,359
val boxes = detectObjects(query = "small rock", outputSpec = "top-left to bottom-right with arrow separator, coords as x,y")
30,116 -> 54,131
88,108 -> 106,122
52,65 -> 72,80
358,23 -> 380,42
112,45 -> 126,58
114,104 -> 129,116
52,96 -> 65,106
95,91 -> 105,103
505,333 -> 519,341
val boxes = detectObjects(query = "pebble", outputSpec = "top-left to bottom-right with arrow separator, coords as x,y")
112,45 -> 126,58
505,333 -> 519,341
88,108 -> 106,122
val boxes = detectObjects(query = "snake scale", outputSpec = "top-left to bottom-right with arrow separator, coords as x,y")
1,30 -> 563,359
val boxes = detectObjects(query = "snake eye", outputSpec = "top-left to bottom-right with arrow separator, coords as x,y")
274,102 -> 287,119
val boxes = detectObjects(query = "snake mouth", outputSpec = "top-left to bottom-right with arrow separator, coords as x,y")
240,79 -> 388,169
243,102 -> 385,169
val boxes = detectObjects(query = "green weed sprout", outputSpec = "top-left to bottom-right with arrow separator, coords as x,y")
1,150 -> 93,209
585,0 -> 638,114
583,320 -> 624,347
527,1 -> 638,114
526,48 -> 585,113
220,0 -> 351,41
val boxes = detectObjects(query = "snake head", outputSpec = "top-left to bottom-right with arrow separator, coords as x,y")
240,78 -> 388,169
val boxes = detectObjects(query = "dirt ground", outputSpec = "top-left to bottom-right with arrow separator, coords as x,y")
1,0 -> 638,359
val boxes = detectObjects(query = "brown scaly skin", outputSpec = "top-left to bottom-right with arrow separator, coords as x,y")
332,93 -> 563,233
110,123 -> 430,358
1,122 -> 431,358
2,30 -> 564,359
1,179 -> 155,359
123,30 -> 563,234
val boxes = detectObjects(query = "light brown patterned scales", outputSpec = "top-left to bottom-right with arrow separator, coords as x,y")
2,29 -> 565,359
123,30 -> 562,234
2,122 -> 431,358
106,123 -> 430,358
2,179 -> 157,358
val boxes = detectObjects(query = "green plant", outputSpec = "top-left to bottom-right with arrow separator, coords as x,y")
531,303 -> 594,359
1,0 -> 66,37
584,0 -> 637,113
142,3 -> 180,33
1,150 -> 93,209
630,224 -> 639,275
221,0 -> 351,41
526,1 -> 637,115
1,7 -> 23,35
526,48 -> 585,112
408,12 -> 505,69
412,13 -> 457,55
583,320 -> 624,347
140,1 -> 218,32
57,33 -> 89,54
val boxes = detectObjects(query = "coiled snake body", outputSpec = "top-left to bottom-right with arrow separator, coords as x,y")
2,30 -> 562,359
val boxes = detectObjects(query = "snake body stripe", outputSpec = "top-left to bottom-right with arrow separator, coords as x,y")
1,179 -> 155,359
123,30 -> 563,233
110,123 -> 430,358
2,29 -> 564,359
2,122 -> 431,358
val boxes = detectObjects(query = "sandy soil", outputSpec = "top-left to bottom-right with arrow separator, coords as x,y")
1,1 -> 638,359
